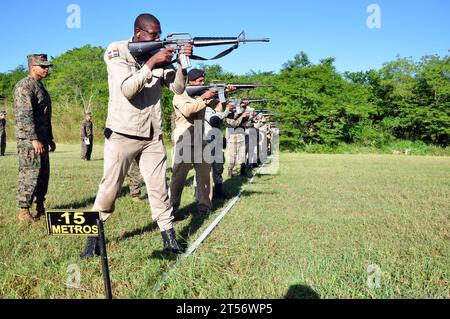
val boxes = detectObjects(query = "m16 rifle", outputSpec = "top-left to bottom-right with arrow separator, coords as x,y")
186,84 -> 272,103
128,31 -> 270,70
231,98 -> 275,115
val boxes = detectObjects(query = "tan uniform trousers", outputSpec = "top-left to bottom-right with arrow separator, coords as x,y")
93,132 -> 173,231
170,144 -> 213,213
227,133 -> 246,166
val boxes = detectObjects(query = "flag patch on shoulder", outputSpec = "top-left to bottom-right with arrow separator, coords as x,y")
107,49 -> 120,59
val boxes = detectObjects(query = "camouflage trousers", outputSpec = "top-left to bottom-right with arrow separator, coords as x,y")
128,159 -> 144,197
0,132 -> 5,155
227,133 -> 246,168
16,139 -> 50,208
81,137 -> 93,160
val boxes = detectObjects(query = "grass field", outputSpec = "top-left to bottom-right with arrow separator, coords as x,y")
0,143 -> 449,299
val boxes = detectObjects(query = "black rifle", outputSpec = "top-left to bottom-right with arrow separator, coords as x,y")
187,84 -> 272,103
231,99 -> 274,113
241,98 -> 273,104
128,31 -> 270,70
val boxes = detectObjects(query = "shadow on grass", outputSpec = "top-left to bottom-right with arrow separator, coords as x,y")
173,201 -> 197,223
220,173 -> 251,199
52,186 -> 131,210
178,205 -> 209,243
285,284 -> 320,299
188,172 -> 254,236
117,165 -> 266,260
114,222 -> 159,244
117,185 -> 132,198
52,196 -> 98,210
151,171 -> 257,260
150,249 -> 179,261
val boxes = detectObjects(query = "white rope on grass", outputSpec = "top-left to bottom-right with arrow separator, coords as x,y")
151,161 -> 270,297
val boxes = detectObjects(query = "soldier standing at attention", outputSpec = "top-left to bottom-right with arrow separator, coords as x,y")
81,13 -> 192,258
0,111 -> 6,156
14,54 -> 56,224
80,112 -> 93,160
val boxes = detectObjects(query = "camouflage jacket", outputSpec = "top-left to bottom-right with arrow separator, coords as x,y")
0,118 -> 5,134
226,111 -> 248,129
14,76 -> 53,142
80,120 -> 93,139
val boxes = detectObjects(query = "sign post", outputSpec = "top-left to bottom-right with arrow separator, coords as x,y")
97,219 -> 112,299
46,211 -> 113,299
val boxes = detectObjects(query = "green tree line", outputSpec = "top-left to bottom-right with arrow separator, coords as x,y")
0,45 -> 448,150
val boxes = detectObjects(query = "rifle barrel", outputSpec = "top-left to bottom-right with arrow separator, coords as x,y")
193,37 -> 270,47
193,37 -> 241,47
240,38 -> 270,43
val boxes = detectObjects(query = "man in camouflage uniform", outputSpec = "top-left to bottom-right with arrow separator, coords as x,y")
226,102 -> 250,177
128,158 -> 145,202
0,111 -> 6,156
14,54 -> 56,224
80,112 -> 93,160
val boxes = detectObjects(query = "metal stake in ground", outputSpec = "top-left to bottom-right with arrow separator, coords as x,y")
97,219 -> 112,299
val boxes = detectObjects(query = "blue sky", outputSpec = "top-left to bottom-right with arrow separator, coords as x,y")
0,0 -> 448,74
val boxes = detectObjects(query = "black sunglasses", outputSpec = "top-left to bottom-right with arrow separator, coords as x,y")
141,29 -> 162,38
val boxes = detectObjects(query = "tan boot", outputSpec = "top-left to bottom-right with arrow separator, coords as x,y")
18,208 -> 36,224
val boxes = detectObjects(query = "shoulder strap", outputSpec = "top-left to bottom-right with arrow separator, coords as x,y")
190,44 -> 239,61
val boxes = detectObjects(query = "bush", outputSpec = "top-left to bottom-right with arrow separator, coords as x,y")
348,124 -> 394,148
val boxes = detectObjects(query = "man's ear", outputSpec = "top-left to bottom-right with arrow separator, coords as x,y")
136,28 -> 141,38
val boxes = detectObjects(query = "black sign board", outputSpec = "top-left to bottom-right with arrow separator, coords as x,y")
46,211 -> 100,236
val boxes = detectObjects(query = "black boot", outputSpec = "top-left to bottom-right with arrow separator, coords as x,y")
161,228 -> 184,254
213,183 -> 227,199
240,164 -> 248,176
80,236 -> 101,259
34,202 -> 45,220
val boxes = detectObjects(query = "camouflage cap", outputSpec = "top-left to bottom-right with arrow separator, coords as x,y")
27,54 -> 53,67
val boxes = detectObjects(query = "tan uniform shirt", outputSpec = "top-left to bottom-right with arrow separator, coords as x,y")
104,39 -> 186,138
172,92 -> 221,146
172,92 -> 223,146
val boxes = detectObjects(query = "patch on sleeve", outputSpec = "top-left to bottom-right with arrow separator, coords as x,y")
107,48 -> 120,59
